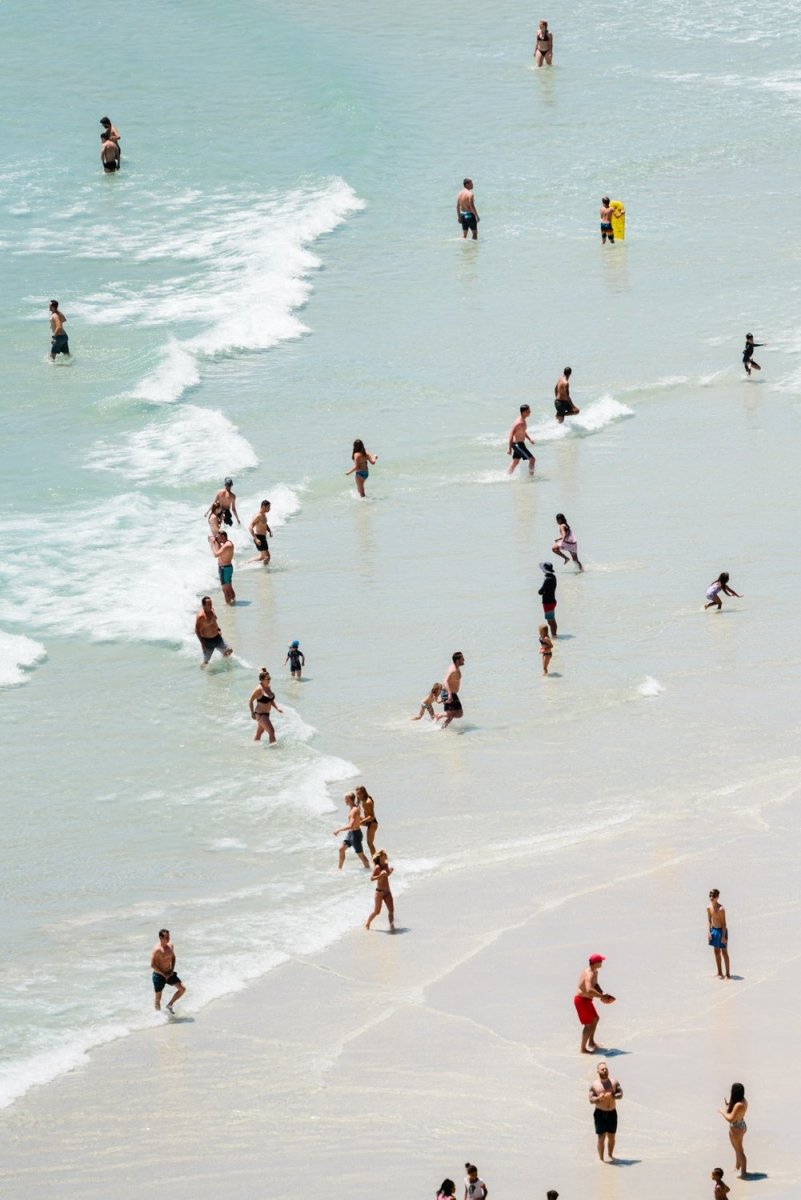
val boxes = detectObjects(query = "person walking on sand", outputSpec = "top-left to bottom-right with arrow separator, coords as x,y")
284,639 -> 305,679
248,668 -> 283,744
742,333 -> 765,376
534,20 -> 553,65
248,499 -> 272,565
436,651 -> 465,728
412,681 -> 442,721
711,1168 -> 731,1200
538,623 -> 553,675
507,403 -> 536,475
554,367 -> 580,423
456,178 -> 480,240
574,953 -> 615,1054
365,849 -> 395,930
552,513 -> 583,570
538,562 -> 558,637
589,1061 -> 623,1162
206,478 -> 240,528
356,785 -> 379,857
719,1083 -> 748,1179
707,888 -> 731,979
600,197 -> 615,244
49,300 -> 69,360
210,530 -> 236,604
345,439 -> 377,498
335,793 -> 371,870
704,572 -> 742,612
195,595 -> 233,667
464,1163 -> 488,1199
150,928 -> 186,1014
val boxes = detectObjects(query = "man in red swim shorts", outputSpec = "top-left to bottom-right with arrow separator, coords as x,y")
574,953 -> 615,1054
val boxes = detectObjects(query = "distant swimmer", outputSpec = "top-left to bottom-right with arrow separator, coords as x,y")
456,178 -> 479,240
334,793 -> 371,870
538,623 -> 553,675
345,439 -> 378,498
206,478 -> 240,528
534,20 -> 553,66
356,785 -> 378,857
742,333 -> 765,376
412,680 -> 442,721
704,572 -> 742,612
210,530 -> 236,604
248,667 -> 283,743
151,928 -> 186,1014
600,197 -> 614,244
464,1162 -> 488,1199
284,639 -> 305,678
195,595 -> 233,668
552,512 -> 583,570
100,116 -> 121,167
365,849 -> 395,931
711,1167 -> 731,1200
589,1061 -> 623,1162
507,403 -> 536,476
248,499 -> 272,565
574,953 -> 615,1054
100,134 -> 119,173
707,888 -> 731,979
49,300 -> 69,361
436,651 -> 465,728
538,562 -> 558,636
719,1083 -> 748,1179
554,367 -> 580,423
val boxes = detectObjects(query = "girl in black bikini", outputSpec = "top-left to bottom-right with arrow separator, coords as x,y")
365,850 -> 395,931
248,668 -> 283,744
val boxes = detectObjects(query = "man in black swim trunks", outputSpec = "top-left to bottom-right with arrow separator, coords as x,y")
151,928 -> 186,1013
456,178 -> 480,240
248,499 -> 272,565
589,1062 -> 623,1162
554,367 -> 579,424
507,404 -> 536,475
49,300 -> 69,360
195,595 -> 233,667
436,651 -> 465,728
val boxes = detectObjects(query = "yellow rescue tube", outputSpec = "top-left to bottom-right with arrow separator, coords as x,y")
610,200 -> 625,241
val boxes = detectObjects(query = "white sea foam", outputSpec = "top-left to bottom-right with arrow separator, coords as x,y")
531,395 -> 634,442
638,676 -> 665,697
0,629 -> 47,687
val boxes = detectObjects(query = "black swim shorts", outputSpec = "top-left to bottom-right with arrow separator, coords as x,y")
593,1108 -> 618,1135
444,698 -> 463,714
344,829 -> 364,853
51,334 -> 70,355
253,534 -> 269,552
199,633 -> 227,663
222,509 -> 233,526
555,399 -> 571,418
153,971 -> 181,993
460,213 -> 477,232
511,442 -> 534,460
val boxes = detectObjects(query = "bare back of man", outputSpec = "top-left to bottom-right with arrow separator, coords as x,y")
456,180 -> 479,240
554,370 -> 579,424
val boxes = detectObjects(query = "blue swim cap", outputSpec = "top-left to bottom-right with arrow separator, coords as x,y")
291,640 -> 299,647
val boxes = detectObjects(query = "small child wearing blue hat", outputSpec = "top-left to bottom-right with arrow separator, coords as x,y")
284,640 -> 305,679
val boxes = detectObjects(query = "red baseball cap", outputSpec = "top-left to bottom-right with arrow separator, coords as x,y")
589,954 -> 606,964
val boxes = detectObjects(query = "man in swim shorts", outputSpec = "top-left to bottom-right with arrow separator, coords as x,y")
589,1061 -> 623,1161
195,595 -> 233,667
49,300 -> 70,360
600,197 -> 614,244
209,478 -> 240,528
707,888 -> 731,979
538,562 -> 558,637
248,499 -> 272,565
507,403 -> 536,475
151,928 -> 186,1013
574,953 -> 615,1053
554,367 -> 579,423
101,134 -> 120,173
456,178 -> 480,240
436,651 -> 465,728
210,530 -> 236,605
333,793 -> 371,870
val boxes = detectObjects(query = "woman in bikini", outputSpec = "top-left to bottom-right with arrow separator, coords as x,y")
552,512 -> 583,571
365,850 -> 395,931
534,20 -> 553,66
248,668 -> 283,744
719,1082 -> 748,1179
345,439 -> 378,498
356,785 -> 379,857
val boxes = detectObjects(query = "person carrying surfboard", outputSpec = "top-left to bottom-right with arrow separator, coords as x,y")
600,197 -> 615,244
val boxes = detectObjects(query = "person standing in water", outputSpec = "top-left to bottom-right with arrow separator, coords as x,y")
436,651 -> 465,728
742,333 -> 765,376
456,178 -> 480,240
345,439 -> 378,498
533,20 -> 553,65
207,478 -> 240,528
711,1168 -> 731,1200
538,562 -> 558,636
49,300 -> 69,360
150,928 -> 186,1014
507,403 -> 536,475
248,499 -> 272,565
719,1083 -> 748,1179
284,640 -> 304,678
600,197 -> 615,244
554,367 -> 580,423
552,513 -> 583,570
100,134 -> 120,173
365,849 -> 395,931
574,953 -> 615,1054
248,668 -> 283,744
412,681 -> 442,721
195,596 -> 233,667
704,572 -> 742,611
356,785 -> 379,857
334,793 -> 371,870
100,116 -> 121,167
210,530 -> 236,604
707,889 -> 731,979
589,1062 -> 623,1162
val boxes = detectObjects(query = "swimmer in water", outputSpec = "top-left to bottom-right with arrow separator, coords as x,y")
345,439 -> 378,498
704,572 -> 742,612
742,333 -> 765,376
412,681 -> 442,721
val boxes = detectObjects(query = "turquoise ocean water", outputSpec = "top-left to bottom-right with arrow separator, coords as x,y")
2,0 -> 801,1106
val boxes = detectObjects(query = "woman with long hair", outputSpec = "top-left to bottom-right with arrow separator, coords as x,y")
552,512 -> 583,571
345,439 -> 378,498
248,668 -> 283,744
356,785 -> 378,857
719,1082 -> 748,1179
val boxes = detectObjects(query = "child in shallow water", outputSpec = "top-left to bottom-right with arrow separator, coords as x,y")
412,682 -> 442,721
704,572 -> 742,611
538,624 -> 553,675
345,439 -> 378,497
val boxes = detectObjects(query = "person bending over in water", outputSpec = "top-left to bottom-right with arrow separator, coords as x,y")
538,624 -> 553,675
704,572 -> 742,611
707,888 -> 731,979
552,512 -> 583,570
711,1168 -> 730,1200
554,367 -> 580,423
507,403 -> 536,475
412,681 -> 442,721
248,668 -> 283,744
345,439 -> 378,498
742,333 -> 765,376
356,785 -> 379,857
365,850 -> 395,931
456,178 -> 479,240
719,1083 -> 748,1179
534,20 -> 553,65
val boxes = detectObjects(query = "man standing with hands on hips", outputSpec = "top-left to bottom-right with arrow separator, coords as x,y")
574,953 -> 615,1054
